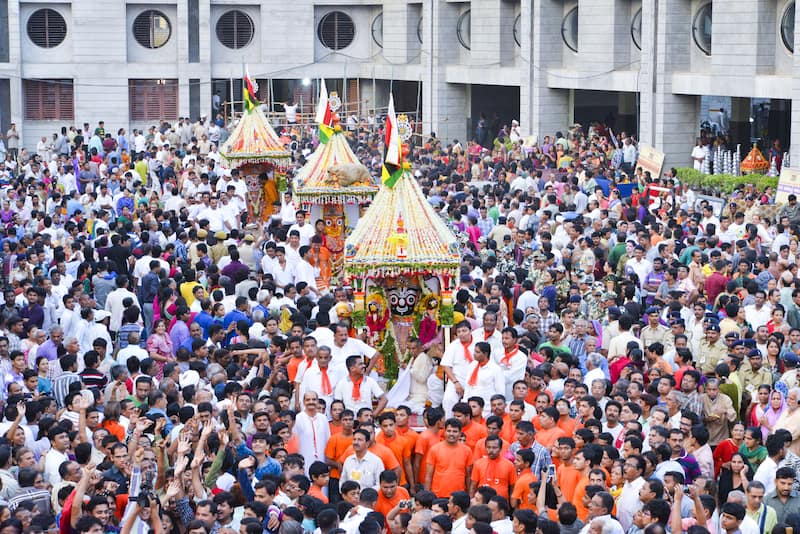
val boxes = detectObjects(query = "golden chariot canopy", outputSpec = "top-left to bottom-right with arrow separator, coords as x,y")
220,107 -> 290,167
344,169 -> 460,279
292,129 -> 379,204
741,144 -> 770,174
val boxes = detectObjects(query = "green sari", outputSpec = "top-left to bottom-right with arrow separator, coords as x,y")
739,442 -> 768,473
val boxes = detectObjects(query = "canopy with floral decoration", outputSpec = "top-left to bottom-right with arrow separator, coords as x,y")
292,129 -> 379,204
220,106 -> 290,166
344,169 -> 460,280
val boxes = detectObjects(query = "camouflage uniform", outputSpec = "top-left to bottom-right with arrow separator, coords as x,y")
555,276 -> 571,310
582,292 -> 604,321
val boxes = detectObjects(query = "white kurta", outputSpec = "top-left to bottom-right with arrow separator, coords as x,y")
294,410 -> 330,474
440,337 -> 478,416
463,360 -> 505,417
494,347 -> 527,400
334,375 -> 384,413
300,366 -> 344,414
473,328 -> 503,360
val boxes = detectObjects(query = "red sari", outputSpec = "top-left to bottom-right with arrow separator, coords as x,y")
713,438 -> 741,478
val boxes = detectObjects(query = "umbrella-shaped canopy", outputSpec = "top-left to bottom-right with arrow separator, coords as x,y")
345,169 -> 460,279
220,107 -> 290,167
293,129 -> 379,204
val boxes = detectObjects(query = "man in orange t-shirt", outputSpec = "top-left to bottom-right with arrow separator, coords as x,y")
325,409 -> 355,488
375,470 -> 410,532
425,418 -> 473,497
553,436 -> 582,502
489,396 -> 513,433
376,413 -> 414,489
470,435 -> 517,499
453,402 -> 487,450
414,409 -> 443,486
536,407 -> 567,449
502,401 -> 526,444
510,448 -> 538,510
570,443 -> 604,522
395,406 -> 418,452
285,337 -> 304,382
472,416 -> 511,462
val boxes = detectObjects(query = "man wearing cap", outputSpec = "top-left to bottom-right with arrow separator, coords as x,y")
738,349 -> 774,395
641,307 -> 673,353
698,323 -> 727,375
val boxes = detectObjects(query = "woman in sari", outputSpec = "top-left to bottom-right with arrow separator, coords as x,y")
713,422 -> 746,477
760,389 -> 787,440
739,426 -> 768,473
747,384 -> 771,437
775,386 -> 800,454
146,318 -> 173,380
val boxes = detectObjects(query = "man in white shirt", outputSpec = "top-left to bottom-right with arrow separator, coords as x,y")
472,312 -> 502,360
340,429 -> 385,491
488,497 -> 513,534
299,348 -> 343,415
616,456 -> 646,531
103,275 -> 138,335
294,391 -> 331,475
197,196 -> 227,233
496,328 -> 527,400
462,342 -> 504,418
329,323 -> 378,375
440,321 -> 478,417
334,356 -> 387,414
753,433 -> 784,496
43,426 -> 70,485
289,210 -> 316,247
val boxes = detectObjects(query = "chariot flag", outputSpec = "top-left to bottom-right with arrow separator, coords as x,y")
381,93 -> 402,188
243,68 -> 258,113
315,79 -> 334,143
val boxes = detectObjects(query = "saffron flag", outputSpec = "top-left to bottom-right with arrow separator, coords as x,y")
243,68 -> 258,113
316,79 -> 334,144
381,94 -> 402,188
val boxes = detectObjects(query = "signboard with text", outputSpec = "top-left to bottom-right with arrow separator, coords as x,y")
637,144 -> 666,178
777,167 -> 800,204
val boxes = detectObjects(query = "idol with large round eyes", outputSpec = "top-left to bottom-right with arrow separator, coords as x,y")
387,286 -> 419,316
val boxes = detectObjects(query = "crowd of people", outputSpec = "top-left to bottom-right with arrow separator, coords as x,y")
0,113 -> 793,534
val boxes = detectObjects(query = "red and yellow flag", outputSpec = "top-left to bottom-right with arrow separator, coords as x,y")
243,68 -> 258,113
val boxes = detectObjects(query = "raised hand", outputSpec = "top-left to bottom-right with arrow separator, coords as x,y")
191,453 -> 204,469
238,456 -> 256,470
165,479 -> 182,500
174,455 -> 189,476
133,447 -> 145,468
177,435 -> 192,455
136,418 -> 153,434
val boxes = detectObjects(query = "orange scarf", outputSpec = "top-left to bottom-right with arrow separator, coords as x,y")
351,375 -> 364,401
468,360 -> 488,387
461,337 -> 474,363
484,330 -> 494,341
501,345 -> 519,366
320,368 -> 332,395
